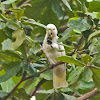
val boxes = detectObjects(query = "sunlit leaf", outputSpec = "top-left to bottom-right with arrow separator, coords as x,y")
58,56 -> 84,66
0,62 -> 22,82
12,29 -> 26,50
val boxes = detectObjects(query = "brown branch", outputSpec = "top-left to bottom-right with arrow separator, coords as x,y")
78,88 -> 100,100
3,62 -> 64,99
30,79 -> 46,96
4,71 -> 27,100
70,36 -> 84,56
86,64 -> 100,70
39,62 -> 64,74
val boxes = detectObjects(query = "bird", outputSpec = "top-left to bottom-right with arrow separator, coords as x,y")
43,24 -> 68,89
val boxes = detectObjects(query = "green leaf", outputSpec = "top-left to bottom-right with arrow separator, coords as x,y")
0,22 -> 6,29
82,68 -> 93,81
0,50 -> 21,62
67,67 -> 84,85
52,0 -> 63,17
89,38 -> 98,55
6,21 -> 21,30
0,90 -> 8,98
78,80 -> 94,90
0,78 -> 15,92
62,0 -> 72,11
40,70 -> 53,80
22,18 -> 46,29
60,17 -> 92,41
12,29 -> 26,50
88,1 -> 100,12
91,68 -> 100,90
88,30 -> 100,41
61,88 -> 73,93
57,56 -> 84,66
42,80 -> 53,90
81,54 -> 91,64
37,89 -> 54,94
1,0 -> 17,4
2,39 -> 12,50
62,93 -> 78,100
12,9 -> 24,21
36,94 -> 50,100
13,88 -> 30,100
0,62 -> 22,82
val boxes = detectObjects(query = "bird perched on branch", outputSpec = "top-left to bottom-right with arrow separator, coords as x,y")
43,24 -> 68,89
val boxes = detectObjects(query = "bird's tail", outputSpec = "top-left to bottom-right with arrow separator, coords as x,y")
53,64 -> 68,89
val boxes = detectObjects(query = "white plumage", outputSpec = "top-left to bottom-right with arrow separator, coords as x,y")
43,24 -> 68,89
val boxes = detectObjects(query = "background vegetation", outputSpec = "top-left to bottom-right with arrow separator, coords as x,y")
0,0 -> 100,100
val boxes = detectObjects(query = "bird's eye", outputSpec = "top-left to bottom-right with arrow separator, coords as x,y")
51,33 -> 52,35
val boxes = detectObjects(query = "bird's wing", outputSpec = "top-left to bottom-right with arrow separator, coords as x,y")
58,42 -> 66,56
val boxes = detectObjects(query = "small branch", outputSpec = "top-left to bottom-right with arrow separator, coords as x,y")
78,88 -> 100,100
39,62 -> 64,74
30,79 -> 46,96
4,71 -> 26,100
53,90 -> 56,100
86,64 -> 100,70
70,36 -> 84,56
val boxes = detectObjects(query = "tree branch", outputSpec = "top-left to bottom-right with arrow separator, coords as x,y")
78,88 -> 100,100
86,64 -> 100,70
4,71 -> 27,100
30,79 -> 46,96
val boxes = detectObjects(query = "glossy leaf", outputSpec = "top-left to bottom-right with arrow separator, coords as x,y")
0,62 -> 22,82
58,56 -> 84,66
62,93 -> 78,100
0,78 -> 15,92
67,67 -> 84,85
12,29 -> 26,50
40,70 -> 53,80
2,39 -> 12,50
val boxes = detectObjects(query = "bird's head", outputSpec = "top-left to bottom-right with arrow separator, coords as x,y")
46,24 -> 58,38
46,24 -> 58,44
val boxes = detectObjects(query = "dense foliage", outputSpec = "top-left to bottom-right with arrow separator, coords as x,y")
0,0 -> 100,100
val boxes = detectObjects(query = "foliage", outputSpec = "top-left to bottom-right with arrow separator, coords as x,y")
0,0 -> 100,100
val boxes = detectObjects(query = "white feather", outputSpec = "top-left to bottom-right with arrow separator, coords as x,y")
43,24 -> 68,89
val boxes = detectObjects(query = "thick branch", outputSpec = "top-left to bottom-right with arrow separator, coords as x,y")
78,88 -> 100,100
4,71 -> 26,100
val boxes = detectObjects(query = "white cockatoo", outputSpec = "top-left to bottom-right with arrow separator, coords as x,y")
43,24 -> 68,89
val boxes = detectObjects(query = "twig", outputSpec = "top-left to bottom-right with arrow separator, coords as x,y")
4,71 -> 27,100
86,64 -> 100,70
78,88 -> 100,100
70,36 -> 84,56
53,90 -> 56,100
30,79 -> 46,96
39,62 -> 64,74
